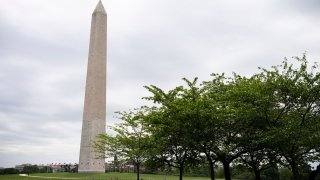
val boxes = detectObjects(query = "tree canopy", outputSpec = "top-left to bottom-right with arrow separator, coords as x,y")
95,54 -> 320,180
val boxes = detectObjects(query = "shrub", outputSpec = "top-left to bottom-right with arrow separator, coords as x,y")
2,168 -> 19,174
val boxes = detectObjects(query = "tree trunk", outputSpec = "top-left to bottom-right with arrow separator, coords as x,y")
222,161 -> 231,180
292,169 -> 300,180
179,165 -> 184,180
136,164 -> 140,180
253,168 -> 261,180
290,161 -> 300,180
208,159 -> 215,180
205,153 -> 215,180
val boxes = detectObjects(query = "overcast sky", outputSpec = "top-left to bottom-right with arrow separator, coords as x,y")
0,0 -> 320,168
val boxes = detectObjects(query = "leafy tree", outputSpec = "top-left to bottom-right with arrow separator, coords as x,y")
203,74 -> 253,180
22,165 -> 39,174
221,74 -> 280,180
2,168 -> 19,174
193,74 -> 227,180
144,79 -> 201,180
95,108 -> 152,180
95,53 -> 319,180
257,55 -> 320,180
222,55 -> 320,180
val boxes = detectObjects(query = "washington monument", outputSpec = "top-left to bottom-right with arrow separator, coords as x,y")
79,0 -> 107,173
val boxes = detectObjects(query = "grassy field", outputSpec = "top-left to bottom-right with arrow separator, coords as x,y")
0,173 -> 224,180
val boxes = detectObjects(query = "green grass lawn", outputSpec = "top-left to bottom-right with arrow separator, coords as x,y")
0,173 -> 224,180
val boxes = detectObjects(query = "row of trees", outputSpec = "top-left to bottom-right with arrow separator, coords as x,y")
0,164 -> 78,175
0,165 -> 46,175
95,55 -> 320,180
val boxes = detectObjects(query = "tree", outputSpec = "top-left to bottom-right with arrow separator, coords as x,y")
22,165 -> 39,174
95,108 -> 152,180
144,79 -> 201,180
190,73 -> 231,180
220,74 -> 280,180
1,168 -> 19,174
203,73 -> 255,180
95,53 -> 319,180
257,55 -> 320,180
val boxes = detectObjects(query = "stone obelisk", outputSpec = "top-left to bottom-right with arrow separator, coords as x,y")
79,0 -> 107,173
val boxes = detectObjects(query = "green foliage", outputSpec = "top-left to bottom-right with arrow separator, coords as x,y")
0,168 -> 19,175
0,173 -> 224,180
95,107 -> 153,180
22,165 -> 39,174
96,108 -> 152,162
144,78 -> 203,180
95,54 -> 320,180
256,55 -> 320,179
143,158 -> 163,174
